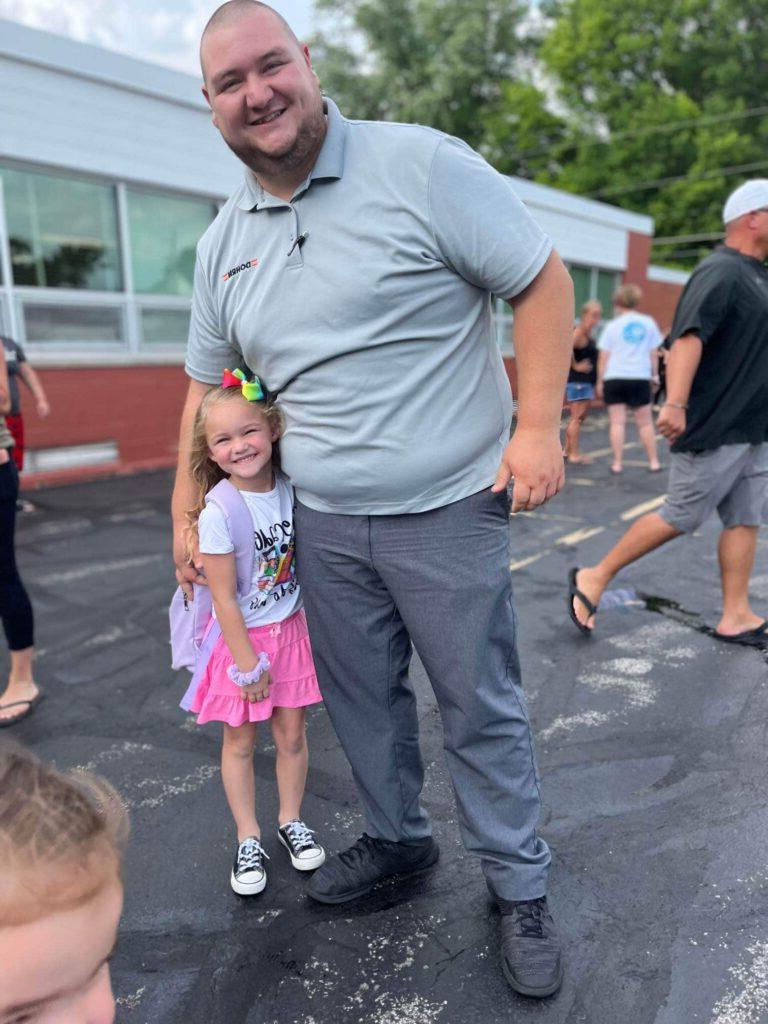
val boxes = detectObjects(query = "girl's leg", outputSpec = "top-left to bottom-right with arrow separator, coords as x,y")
270,707 -> 309,824
607,404 -> 626,472
221,722 -> 260,841
564,401 -> 591,462
634,404 -> 660,470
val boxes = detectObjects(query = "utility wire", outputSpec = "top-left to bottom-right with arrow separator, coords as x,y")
652,231 -> 723,244
511,104 -> 768,162
586,159 -> 768,199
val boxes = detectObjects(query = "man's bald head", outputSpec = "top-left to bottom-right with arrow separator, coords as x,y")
200,1 -> 301,79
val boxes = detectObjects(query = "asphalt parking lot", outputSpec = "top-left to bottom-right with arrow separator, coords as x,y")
6,413 -> 768,1024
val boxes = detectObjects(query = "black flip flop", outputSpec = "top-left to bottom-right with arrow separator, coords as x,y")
0,688 -> 45,728
713,621 -> 768,647
568,568 -> 596,637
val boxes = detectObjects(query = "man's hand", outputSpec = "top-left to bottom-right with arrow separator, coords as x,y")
657,404 -> 686,444
240,671 -> 271,703
174,522 -> 206,600
492,427 -> 565,512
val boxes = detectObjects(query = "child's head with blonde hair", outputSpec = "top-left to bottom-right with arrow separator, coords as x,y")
186,380 -> 283,537
0,744 -> 128,1023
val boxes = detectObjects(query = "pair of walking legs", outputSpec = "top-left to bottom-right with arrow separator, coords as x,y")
607,403 -> 660,473
572,516 -> 762,637
564,399 -> 591,463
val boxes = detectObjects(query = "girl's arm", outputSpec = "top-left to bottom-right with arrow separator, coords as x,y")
18,362 -> 50,417
202,551 -> 271,700
596,350 -> 610,399
203,552 -> 260,670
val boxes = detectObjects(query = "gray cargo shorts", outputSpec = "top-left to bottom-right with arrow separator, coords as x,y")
659,442 -> 768,534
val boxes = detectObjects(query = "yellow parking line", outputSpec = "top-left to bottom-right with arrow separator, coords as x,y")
587,442 -> 641,459
619,495 -> 666,521
509,552 -> 546,571
554,526 -> 605,546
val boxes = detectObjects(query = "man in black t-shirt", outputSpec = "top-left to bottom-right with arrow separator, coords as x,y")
569,179 -> 768,644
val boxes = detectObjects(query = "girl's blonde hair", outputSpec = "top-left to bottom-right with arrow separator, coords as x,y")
0,744 -> 129,926
185,386 -> 283,548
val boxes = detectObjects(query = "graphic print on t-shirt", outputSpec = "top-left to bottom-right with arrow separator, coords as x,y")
250,517 -> 297,611
622,321 -> 647,344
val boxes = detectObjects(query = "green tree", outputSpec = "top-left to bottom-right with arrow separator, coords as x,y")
540,0 -> 768,264
310,0 -> 561,165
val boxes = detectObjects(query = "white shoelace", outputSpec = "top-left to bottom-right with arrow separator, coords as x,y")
238,836 -> 269,872
283,819 -> 317,852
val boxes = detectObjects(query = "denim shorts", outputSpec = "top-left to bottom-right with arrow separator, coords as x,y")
565,382 -> 595,403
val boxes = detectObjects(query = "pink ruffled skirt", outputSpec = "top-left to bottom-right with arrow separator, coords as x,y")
188,608 -> 322,726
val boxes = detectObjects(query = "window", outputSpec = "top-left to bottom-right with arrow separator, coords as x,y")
127,190 -> 216,296
569,265 -> 593,312
1,166 -> 122,290
140,307 -> 191,345
596,269 -> 618,314
23,303 -> 124,345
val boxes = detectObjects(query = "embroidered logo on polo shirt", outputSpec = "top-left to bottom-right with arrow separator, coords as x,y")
222,258 -> 260,282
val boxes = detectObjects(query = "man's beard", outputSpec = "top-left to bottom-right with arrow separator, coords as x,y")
224,97 -> 327,183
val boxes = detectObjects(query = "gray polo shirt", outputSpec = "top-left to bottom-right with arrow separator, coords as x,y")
187,99 -> 552,514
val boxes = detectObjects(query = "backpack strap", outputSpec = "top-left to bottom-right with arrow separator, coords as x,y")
205,479 -> 255,598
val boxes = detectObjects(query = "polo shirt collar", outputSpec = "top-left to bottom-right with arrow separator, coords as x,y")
235,96 -> 347,212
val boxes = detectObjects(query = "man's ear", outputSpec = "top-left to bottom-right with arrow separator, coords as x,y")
202,86 -> 219,129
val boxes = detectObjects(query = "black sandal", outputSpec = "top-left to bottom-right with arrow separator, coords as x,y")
567,568 -> 596,636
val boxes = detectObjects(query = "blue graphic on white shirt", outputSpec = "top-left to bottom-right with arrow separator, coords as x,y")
622,321 -> 648,344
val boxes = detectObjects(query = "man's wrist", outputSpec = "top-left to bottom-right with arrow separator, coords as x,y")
664,401 -> 688,410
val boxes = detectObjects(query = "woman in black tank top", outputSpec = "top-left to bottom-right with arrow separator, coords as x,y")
564,300 -> 601,463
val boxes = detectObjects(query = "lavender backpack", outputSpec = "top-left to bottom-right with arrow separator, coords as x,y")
169,479 -> 254,710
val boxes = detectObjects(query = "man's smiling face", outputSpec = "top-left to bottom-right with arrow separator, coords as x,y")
201,6 -> 326,186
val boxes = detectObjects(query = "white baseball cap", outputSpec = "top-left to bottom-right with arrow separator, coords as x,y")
722,179 -> 768,225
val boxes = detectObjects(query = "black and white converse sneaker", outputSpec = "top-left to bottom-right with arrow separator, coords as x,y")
277,819 -> 326,871
230,835 -> 269,895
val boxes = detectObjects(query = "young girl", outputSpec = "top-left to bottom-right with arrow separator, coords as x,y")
0,744 -> 128,1024
183,370 -> 325,896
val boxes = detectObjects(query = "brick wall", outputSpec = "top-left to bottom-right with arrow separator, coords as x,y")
623,230 -> 685,333
18,364 -> 188,486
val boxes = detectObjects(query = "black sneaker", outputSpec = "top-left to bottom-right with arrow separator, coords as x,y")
306,833 -> 439,904
499,896 -> 563,998
278,819 -> 326,871
230,836 -> 269,896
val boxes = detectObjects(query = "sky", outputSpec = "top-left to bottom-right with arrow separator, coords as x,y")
0,0 -> 317,76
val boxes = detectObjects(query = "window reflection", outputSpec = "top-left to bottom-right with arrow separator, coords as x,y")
127,190 -> 216,296
2,167 -> 122,290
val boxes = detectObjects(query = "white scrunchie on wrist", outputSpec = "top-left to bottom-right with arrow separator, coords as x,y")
227,652 -> 271,687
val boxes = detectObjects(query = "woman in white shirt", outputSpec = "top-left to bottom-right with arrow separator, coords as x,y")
597,284 -> 663,474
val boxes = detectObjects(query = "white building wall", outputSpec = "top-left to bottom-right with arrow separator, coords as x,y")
0,20 -> 241,198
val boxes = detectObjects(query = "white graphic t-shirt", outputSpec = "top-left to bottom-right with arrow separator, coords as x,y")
198,472 -> 301,628
598,311 -> 663,380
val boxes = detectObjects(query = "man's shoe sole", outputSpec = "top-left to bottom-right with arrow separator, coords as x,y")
501,957 -> 563,999
306,845 -> 439,905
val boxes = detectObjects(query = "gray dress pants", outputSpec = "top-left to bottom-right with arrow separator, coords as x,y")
295,487 -> 550,900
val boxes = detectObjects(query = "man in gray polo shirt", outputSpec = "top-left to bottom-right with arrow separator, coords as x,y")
173,0 -> 574,997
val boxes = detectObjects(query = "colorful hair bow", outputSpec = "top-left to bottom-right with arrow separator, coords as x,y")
222,367 -> 266,402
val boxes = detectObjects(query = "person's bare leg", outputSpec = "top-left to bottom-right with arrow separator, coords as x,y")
0,647 -> 39,722
271,707 -> 308,825
221,722 -> 261,841
565,401 -> 592,462
608,404 -> 626,472
634,404 -> 660,470
716,526 -> 764,635
572,513 -> 682,629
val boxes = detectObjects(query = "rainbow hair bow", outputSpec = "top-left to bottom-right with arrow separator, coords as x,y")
222,367 -> 266,402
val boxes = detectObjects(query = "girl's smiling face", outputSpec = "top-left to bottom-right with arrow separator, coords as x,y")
0,879 -> 123,1024
205,399 -> 279,490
